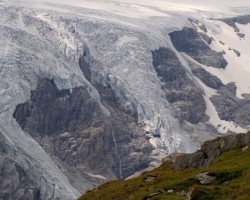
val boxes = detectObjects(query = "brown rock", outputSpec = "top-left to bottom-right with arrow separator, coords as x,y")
173,132 -> 250,170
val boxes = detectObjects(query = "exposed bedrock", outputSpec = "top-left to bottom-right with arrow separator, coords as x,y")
188,62 -> 223,89
169,27 -> 228,69
188,18 -> 208,33
152,47 -> 206,124
173,132 -> 250,170
210,83 -> 250,128
199,32 -> 213,45
13,57 -> 153,182
219,15 -> 250,32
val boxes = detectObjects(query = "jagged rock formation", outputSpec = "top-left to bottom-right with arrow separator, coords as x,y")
188,62 -> 223,89
152,47 -> 206,124
210,83 -> 250,128
169,27 -> 228,69
13,78 -> 153,182
199,32 -> 213,45
220,15 -> 250,32
173,132 -> 250,170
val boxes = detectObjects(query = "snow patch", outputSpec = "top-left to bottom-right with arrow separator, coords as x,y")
194,76 -> 247,134
86,173 -> 106,180
205,20 -> 250,99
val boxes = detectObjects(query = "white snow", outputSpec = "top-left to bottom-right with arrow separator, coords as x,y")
182,53 -> 248,134
204,20 -> 250,98
16,15 -> 40,37
37,0 -> 250,18
196,77 -> 247,134
86,173 -> 107,180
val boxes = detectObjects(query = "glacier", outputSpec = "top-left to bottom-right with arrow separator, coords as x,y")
0,0 -> 250,199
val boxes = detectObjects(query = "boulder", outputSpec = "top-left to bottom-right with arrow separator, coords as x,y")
145,174 -> 157,182
195,172 -> 216,184
242,146 -> 249,151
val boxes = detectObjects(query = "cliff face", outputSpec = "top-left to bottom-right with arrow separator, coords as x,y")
13,78 -> 153,182
169,27 -> 228,69
152,47 -> 206,124
172,132 -> 250,170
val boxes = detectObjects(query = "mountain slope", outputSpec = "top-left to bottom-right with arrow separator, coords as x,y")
79,132 -> 250,200
0,0 -> 250,199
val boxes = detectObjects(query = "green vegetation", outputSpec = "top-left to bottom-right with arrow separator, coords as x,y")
79,141 -> 250,200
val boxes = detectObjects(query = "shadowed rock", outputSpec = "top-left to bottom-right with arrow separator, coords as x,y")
210,83 -> 250,127
189,62 -> 223,89
233,49 -> 241,57
169,27 -> 228,69
152,47 -> 206,124
13,54 -> 153,187
199,33 -> 212,44
219,15 -> 250,32
237,33 -> 245,38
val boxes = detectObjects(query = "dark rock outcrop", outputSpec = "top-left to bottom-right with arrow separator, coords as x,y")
189,18 -> 207,33
210,83 -> 250,127
79,56 -> 92,83
199,33 -> 212,45
173,132 -> 250,170
13,78 -> 152,181
219,15 -> 250,32
189,62 -> 223,89
233,49 -> 241,57
13,53 -> 154,185
169,27 -> 228,69
237,33 -> 245,38
152,47 -> 206,124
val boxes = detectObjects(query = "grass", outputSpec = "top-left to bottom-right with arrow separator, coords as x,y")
78,141 -> 250,200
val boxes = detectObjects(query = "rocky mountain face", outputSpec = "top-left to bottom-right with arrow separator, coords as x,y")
152,47 -> 206,124
220,15 -> 250,33
210,83 -> 250,128
13,77 -> 153,181
173,132 -> 250,170
0,0 -> 250,199
169,27 -> 228,69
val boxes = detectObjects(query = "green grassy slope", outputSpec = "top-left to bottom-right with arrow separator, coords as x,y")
79,133 -> 250,200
